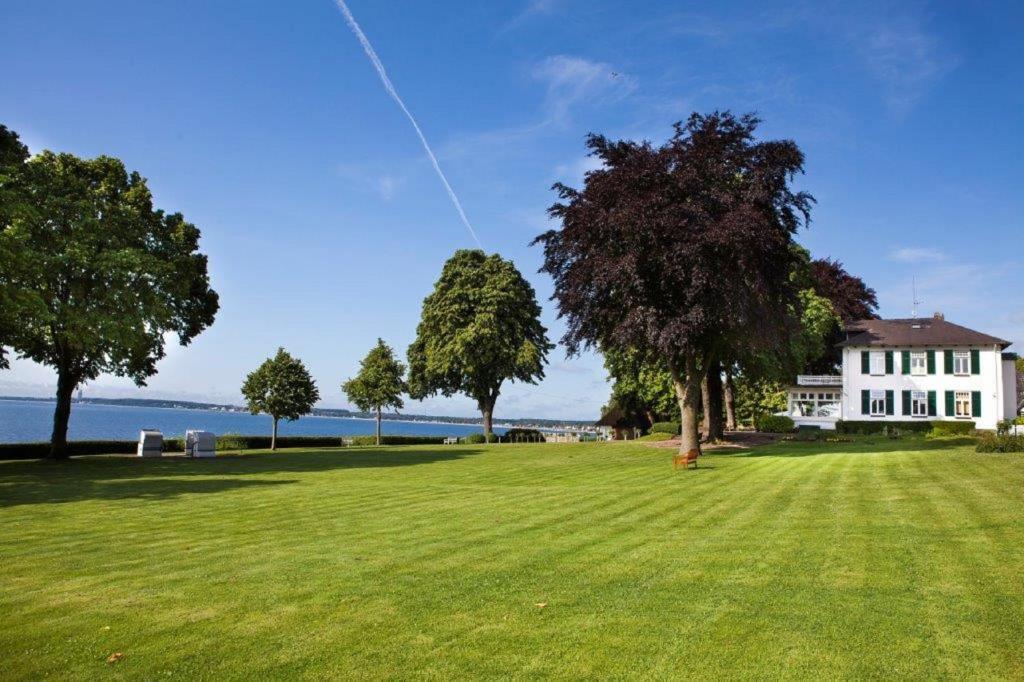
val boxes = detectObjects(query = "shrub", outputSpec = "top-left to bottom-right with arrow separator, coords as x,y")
930,421 -> 976,437
997,419 -> 1015,436
754,415 -> 795,433
976,432 -> 1024,453
462,433 -> 499,444
636,432 -> 674,442
835,420 -> 934,435
649,421 -> 680,435
347,435 -> 448,446
794,425 -> 822,441
1016,416 -> 1024,426
503,428 -> 545,442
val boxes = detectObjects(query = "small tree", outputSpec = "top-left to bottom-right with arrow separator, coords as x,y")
0,147 -> 219,457
343,339 -> 406,445
241,348 -> 320,451
408,249 -> 552,436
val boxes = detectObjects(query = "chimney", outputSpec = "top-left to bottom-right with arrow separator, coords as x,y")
933,312 -> 944,321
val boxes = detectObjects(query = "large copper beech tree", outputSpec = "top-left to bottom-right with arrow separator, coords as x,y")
534,112 -> 813,455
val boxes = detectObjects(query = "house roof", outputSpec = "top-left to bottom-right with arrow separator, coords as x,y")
837,316 -> 1011,349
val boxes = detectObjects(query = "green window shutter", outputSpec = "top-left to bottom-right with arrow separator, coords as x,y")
927,391 -> 937,417
970,349 -> 980,375
861,390 -> 870,415
927,350 -> 936,374
885,351 -> 894,374
945,391 -> 955,416
901,351 -> 910,374
971,391 -> 981,417
902,390 -> 911,416
885,390 -> 894,416
943,350 -> 953,374
861,351 -> 870,374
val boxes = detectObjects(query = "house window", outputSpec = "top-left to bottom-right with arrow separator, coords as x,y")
870,352 -> 886,375
870,390 -> 886,416
954,391 -> 972,417
953,351 -> 970,375
910,391 -> 928,417
910,352 -> 926,376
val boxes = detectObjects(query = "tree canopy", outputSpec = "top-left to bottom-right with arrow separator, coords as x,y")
809,257 -> 879,322
407,249 -> 552,435
343,339 -> 407,445
0,146 -> 218,456
241,348 -> 320,451
535,112 -> 812,452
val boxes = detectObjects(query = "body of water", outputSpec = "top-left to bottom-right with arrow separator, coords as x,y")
0,400 -> 503,443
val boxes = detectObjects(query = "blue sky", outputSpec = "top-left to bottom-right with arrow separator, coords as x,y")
2,0 -> 1022,420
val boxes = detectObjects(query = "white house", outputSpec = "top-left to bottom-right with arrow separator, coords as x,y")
788,314 -> 1017,430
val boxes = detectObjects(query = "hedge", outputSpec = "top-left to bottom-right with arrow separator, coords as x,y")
754,415 -> 795,433
976,432 -> 1024,453
0,434 -> 350,460
649,421 -> 680,435
347,435 -> 448,446
835,420 -> 934,435
930,421 -> 976,437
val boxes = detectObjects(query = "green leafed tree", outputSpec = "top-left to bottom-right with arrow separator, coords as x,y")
241,348 -> 320,451
343,339 -> 407,445
0,125 -> 31,371
407,249 -> 553,436
602,346 -> 676,427
0,148 -> 218,457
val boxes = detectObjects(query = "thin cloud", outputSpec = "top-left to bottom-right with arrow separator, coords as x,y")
533,55 -> 638,125
889,247 -> 946,263
857,20 -> 958,116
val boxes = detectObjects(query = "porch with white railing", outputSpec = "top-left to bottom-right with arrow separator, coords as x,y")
796,375 -> 843,386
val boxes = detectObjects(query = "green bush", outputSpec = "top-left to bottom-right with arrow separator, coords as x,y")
794,425 -> 822,441
976,432 -> 1024,453
754,415 -> 795,433
930,421 -> 976,437
649,421 -> 680,435
462,433 -> 499,444
835,420 -> 934,435
636,432 -> 675,442
0,434 -> 353,460
347,435 -> 448,446
503,428 -> 545,442
1016,416 -> 1024,426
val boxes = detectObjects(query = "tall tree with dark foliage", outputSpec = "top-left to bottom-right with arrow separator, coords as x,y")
809,258 -> 878,322
535,112 -> 812,454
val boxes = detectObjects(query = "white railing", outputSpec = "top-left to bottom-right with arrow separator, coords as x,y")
797,375 -> 843,386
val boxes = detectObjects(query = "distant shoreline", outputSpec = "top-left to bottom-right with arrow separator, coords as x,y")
0,395 -> 594,431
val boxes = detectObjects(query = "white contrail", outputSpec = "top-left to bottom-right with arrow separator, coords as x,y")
334,0 -> 483,249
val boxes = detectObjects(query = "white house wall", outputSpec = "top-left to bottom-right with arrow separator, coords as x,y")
1003,359 -> 1019,420
841,345 -> 1005,430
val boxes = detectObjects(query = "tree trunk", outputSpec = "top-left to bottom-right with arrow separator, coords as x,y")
478,391 -> 498,439
668,354 -> 703,455
375,406 -> 382,446
271,417 -> 278,451
703,358 -> 725,442
49,368 -> 77,459
724,369 -> 737,431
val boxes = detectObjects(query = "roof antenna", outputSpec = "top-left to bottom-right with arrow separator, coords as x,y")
912,276 -> 921,319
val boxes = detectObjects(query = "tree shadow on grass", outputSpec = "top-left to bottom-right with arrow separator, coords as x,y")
0,447 -> 487,507
0,476 -> 296,508
723,436 -> 978,458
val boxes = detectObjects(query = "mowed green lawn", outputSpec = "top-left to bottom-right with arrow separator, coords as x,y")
2,438 -> 1023,679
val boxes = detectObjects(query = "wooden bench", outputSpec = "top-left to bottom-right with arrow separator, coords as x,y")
673,448 -> 699,470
